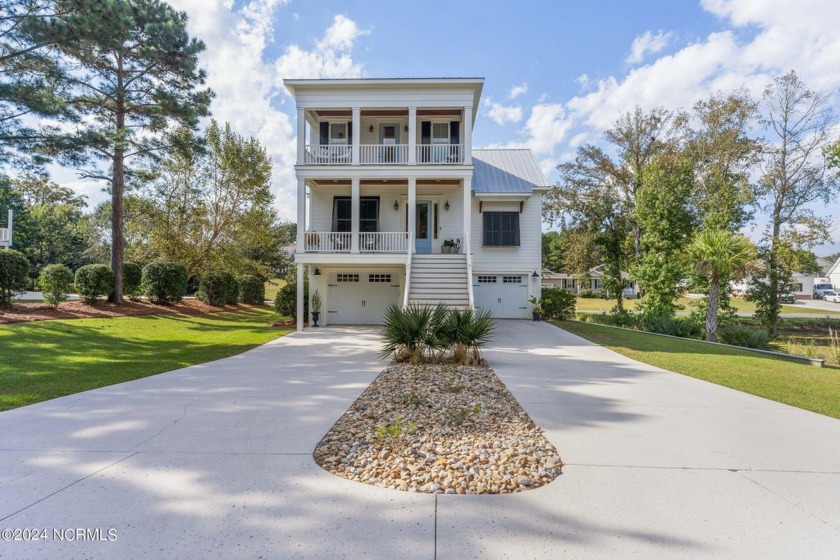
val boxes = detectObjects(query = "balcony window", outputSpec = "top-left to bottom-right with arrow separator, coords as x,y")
332,196 -> 379,233
330,123 -> 347,145
432,123 -> 449,144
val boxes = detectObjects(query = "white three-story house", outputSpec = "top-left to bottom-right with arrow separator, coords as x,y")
285,78 -> 547,329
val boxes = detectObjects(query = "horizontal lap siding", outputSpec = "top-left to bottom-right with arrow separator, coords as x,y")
470,194 -> 541,273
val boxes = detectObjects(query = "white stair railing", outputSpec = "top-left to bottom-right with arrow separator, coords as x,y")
403,232 -> 414,308
464,231 -> 475,309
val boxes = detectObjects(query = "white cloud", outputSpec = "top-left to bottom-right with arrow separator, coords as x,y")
626,30 -> 674,64
508,83 -> 528,99
482,98 -> 523,126
523,103 -> 573,156
319,14 -> 368,50
275,15 -> 367,81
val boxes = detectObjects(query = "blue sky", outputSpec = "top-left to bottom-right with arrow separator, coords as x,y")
52,0 -> 840,254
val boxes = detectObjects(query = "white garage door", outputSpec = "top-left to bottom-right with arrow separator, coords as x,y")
327,271 -> 401,325
473,274 -> 530,319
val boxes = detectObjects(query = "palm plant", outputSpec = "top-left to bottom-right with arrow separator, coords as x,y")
689,229 -> 760,342
381,304 -> 448,363
441,308 -> 495,365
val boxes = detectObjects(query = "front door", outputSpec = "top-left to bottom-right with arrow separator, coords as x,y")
415,201 -> 432,253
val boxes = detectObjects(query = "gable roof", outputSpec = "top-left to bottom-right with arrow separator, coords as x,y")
471,149 -> 549,195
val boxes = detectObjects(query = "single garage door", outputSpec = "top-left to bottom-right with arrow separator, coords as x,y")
327,271 -> 401,325
473,274 -> 530,319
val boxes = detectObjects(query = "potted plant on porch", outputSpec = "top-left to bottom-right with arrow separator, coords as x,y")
529,296 -> 543,321
311,289 -> 322,327
442,239 -> 453,254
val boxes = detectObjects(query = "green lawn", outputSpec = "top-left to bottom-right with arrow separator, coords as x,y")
0,307 -> 291,411
264,278 -> 287,302
573,296 -> 840,316
552,320 -> 840,419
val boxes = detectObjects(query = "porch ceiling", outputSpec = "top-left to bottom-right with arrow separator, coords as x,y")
310,108 -> 462,118
308,178 -> 462,188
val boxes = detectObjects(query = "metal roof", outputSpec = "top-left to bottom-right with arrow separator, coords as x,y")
471,149 -> 549,195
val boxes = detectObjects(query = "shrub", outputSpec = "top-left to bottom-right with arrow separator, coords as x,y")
588,309 -> 640,329
197,270 -> 239,306
718,326 -> 771,349
39,264 -> 73,307
239,274 -> 265,304
439,307 -> 495,365
142,262 -> 187,304
642,315 -> 701,338
274,278 -> 308,319
541,287 -> 576,320
74,264 -> 113,304
123,262 -> 143,300
578,289 -> 598,299
0,249 -> 29,307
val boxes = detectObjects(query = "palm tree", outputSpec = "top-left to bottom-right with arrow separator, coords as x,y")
690,229 -> 759,342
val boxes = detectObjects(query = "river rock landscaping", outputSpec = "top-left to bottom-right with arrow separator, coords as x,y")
314,363 -> 563,495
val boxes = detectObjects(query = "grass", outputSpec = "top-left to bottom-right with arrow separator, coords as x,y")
264,278 -> 287,302
0,306 -> 291,411
574,296 -> 840,316
552,320 -> 840,420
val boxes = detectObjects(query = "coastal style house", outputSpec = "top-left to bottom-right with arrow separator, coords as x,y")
542,266 -> 638,298
285,78 -> 548,329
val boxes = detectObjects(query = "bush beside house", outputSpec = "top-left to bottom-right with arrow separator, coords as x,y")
39,264 -> 74,307
0,249 -> 29,307
239,275 -> 265,304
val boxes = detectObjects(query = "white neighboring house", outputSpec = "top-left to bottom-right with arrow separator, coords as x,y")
0,209 -> 12,248
542,266 -> 638,298
826,256 -> 840,291
285,77 -> 547,329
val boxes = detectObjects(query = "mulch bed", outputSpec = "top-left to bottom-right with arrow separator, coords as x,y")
0,299 -> 263,325
314,363 -> 563,495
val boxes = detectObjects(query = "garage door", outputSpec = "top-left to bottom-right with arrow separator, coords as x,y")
327,271 -> 401,325
473,274 -> 530,319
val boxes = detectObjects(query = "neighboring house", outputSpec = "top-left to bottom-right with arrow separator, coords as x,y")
0,209 -> 12,248
541,266 -> 638,298
826,257 -> 840,291
285,78 -> 548,329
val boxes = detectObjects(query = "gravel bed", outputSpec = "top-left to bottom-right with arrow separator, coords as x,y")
314,363 -> 562,494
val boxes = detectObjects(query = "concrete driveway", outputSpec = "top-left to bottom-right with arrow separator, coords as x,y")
1,322 -> 839,558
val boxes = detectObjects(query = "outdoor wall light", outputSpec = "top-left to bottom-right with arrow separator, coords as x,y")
313,268 -> 321,276
444,200 -> 450,211
532,270 -> 539,278
404,124 -> 409,132
393,200 -> 400,211
369,124 -> 374,133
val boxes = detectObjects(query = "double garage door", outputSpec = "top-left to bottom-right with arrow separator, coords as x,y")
327,270 -> 401,325
473,274 -> 530,319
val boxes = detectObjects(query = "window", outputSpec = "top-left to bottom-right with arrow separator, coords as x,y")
483,212 -> 520,247
369,274 -> 392,283
797,283 -> 803,292
332,197 -> 379,233
337,273 -> 359,282
478,275 -> 497,283
329,122 -> 347,145
503,276 -> 523,284
592,279 -> 601,290
564,278 -> 575,289
431,122 -> 449,144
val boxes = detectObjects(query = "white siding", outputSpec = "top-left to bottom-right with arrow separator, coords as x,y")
470,194 -> 542,274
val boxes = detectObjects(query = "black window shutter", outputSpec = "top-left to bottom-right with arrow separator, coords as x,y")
348,121 -> 352,145
319,122 -> 329,145
421,121 -> 431,144
450,121 -> 460,144
483,212 -> 520,246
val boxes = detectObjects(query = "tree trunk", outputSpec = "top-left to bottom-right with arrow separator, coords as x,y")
108,57 -> 125,304
706,277 -> 719,342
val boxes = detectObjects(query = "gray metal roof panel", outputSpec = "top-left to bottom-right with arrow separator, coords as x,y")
471,149 -> 548,194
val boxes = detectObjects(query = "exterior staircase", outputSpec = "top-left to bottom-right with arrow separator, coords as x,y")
408,253 -> 471,309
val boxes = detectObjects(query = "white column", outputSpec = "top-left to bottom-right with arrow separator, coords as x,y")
408,106 -> 417,164
463,177 -> 471,245
352,107 -> 360,165
407,178 -> 416,254
296,179 -> 306,254
463,106 -> 473,164
296,265 -> 304,331
296,108 -> 305,165
351,178 -> 360,253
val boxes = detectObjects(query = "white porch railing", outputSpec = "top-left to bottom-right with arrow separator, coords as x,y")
360,144 -> 408,164
303,144 -> 352,165
360,232 -> 408,253
0,228 -> 9,246
417,144 -> 464,164
305,232 -> 351,252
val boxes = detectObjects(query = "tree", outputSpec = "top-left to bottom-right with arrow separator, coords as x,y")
633,153 -> 697,318
22,0 -> 213,303
688,89 -> 760,231
751,71 -> 838,335
541,231 -> 563,271
690,230 -> 758,342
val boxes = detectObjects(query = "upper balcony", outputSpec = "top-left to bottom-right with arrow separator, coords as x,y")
296,107 -> 472,168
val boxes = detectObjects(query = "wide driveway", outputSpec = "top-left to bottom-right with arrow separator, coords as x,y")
1,321 -> 839,558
